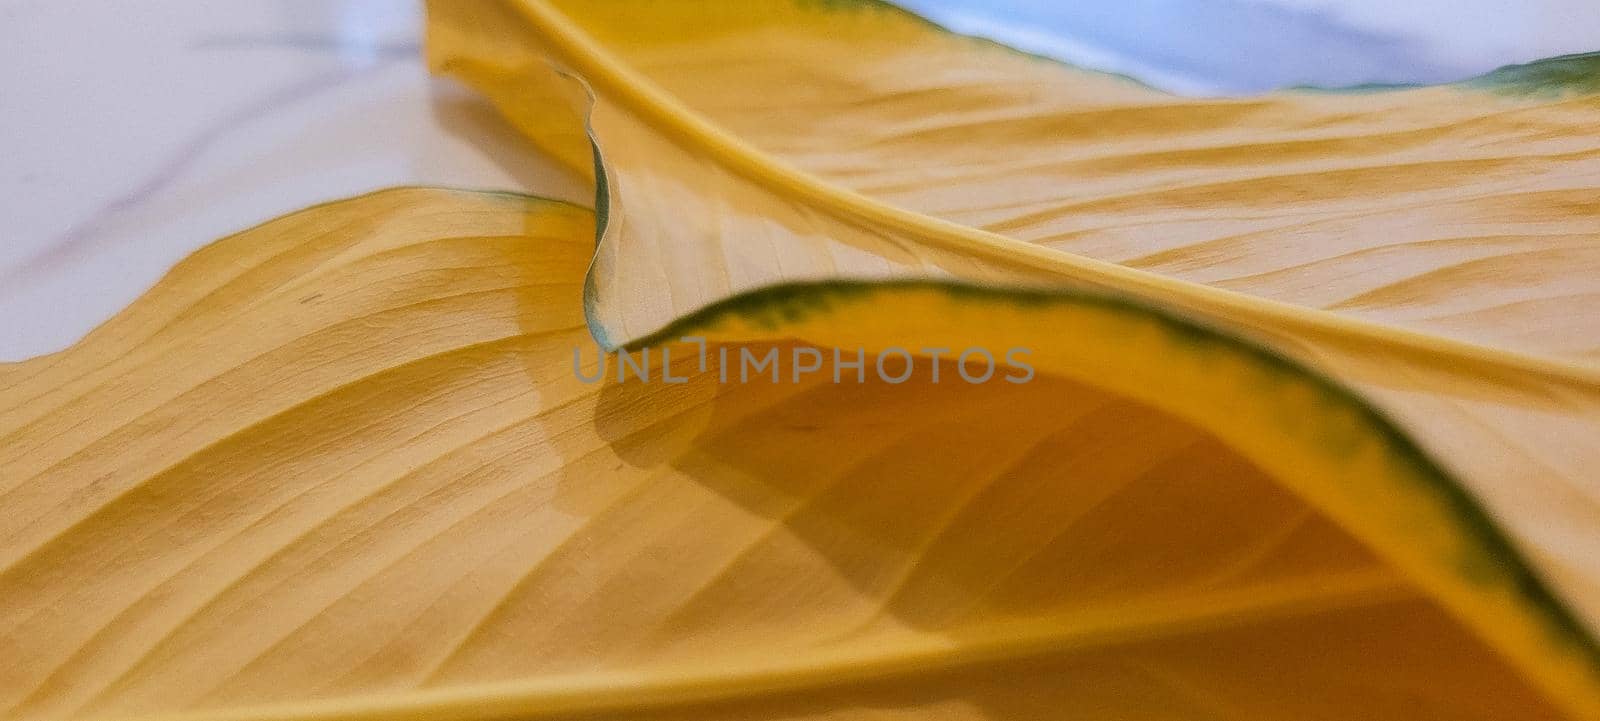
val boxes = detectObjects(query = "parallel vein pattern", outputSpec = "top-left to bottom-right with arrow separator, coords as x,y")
0,189 -> 1572,720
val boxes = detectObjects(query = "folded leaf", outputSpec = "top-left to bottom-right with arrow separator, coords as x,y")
4,2 -> 1598,720
0,188 -> 1590,721
454,0 -> 1600,360
425,1 -> 1600,714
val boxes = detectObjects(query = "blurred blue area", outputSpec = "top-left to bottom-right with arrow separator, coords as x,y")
898,0 -> 1488,94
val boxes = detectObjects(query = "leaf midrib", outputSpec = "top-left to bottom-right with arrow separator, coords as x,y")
502,0 -> 1600,387
108,568 -> 1409,721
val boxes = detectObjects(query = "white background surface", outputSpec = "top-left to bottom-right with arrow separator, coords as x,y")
2,0 -> 1597,360
0,0 -> 586,360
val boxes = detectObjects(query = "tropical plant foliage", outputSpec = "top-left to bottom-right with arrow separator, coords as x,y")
2,2 -> 1599,720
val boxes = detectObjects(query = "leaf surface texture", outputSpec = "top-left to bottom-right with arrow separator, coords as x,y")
2,1 -> 1599,720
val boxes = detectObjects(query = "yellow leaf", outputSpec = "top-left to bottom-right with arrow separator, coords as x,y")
433,0 -> 1600,359
0,187 -> 1592,721
4,1 -> 1599,720
616,5 -> 1600,359
423,1 -> 1600,715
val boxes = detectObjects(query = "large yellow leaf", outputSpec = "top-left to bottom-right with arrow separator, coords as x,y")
588,1 -> 1600,360
426,0 -> 1600,359
5,2 -> 1599,720
422,1 -> 1600,713
0,187 -> 1593,721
